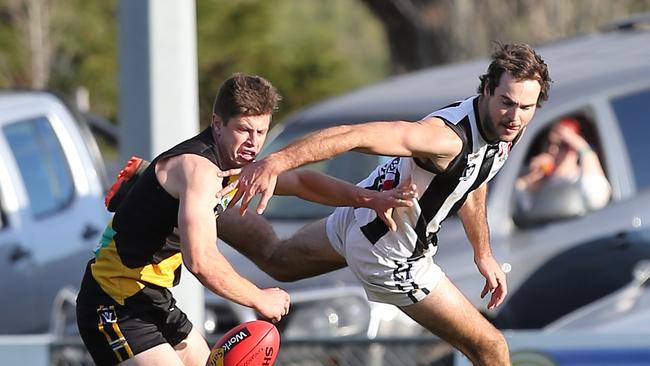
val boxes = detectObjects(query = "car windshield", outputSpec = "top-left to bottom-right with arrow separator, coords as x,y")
259,122 -> 389,220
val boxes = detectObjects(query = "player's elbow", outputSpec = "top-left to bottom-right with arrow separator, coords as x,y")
183,254 -> 212,279
184,259 -> 203,277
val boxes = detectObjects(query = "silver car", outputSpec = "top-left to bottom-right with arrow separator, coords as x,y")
545,227 -> 650,333
0,91 -> 109,334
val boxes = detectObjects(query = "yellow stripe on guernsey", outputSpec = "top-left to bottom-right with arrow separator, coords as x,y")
91,220 -> 182,305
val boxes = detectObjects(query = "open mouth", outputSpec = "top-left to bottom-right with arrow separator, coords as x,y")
238,151 -> 257,161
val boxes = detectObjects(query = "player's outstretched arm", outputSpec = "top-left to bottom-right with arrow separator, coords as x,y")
217,117 -> 459,215
457,184 -> 507,310
275,169 -> 417,231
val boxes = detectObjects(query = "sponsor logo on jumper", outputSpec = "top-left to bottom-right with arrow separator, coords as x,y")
220,327 -> 251,353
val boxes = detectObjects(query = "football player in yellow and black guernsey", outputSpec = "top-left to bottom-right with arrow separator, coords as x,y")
76,73 -> 416,366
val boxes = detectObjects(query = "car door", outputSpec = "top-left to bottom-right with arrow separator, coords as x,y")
0,144 -> 39,334
1,113 -> 104,333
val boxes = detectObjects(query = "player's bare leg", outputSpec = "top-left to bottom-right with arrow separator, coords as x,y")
218,211 -> 345,281
118,326 -> 209,365
119,344 -> 184,365
174,326 -> 210,365
217,208 -> 280,267
400,276 -> 510,366
266,218 -> 347,281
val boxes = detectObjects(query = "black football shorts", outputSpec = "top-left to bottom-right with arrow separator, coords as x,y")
76,296 -> 192,366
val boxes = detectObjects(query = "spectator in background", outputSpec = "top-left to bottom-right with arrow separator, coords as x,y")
515,117 -> 611,215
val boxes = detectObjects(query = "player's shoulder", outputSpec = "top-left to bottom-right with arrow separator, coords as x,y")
162,154 -> 221,190
426,96 -> 477,125
418,116 -> 463,140
168,153 -> 217,172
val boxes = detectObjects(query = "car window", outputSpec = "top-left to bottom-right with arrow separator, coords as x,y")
3,117 -> 75,218
610,88 -> 650,191
261,122 -> 387,220
512,114 -> 611,227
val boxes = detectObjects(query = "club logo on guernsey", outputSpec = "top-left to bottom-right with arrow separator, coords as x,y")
97,306 -> 117,324
381,158 -> 400,191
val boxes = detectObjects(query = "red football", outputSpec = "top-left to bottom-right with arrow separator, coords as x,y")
207,320 -> 280,366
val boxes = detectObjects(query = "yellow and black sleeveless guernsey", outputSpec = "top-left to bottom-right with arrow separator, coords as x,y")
77,127 -> 238,309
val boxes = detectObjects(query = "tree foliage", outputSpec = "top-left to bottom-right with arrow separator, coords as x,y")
0,0 -> 387,126
196,0 -> 388,126
361,0 -> 650,73
0,0 -> 117,117
1,0 -> 649,126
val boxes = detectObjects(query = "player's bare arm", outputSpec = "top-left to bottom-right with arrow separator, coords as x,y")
274,169 -> 417,231
218,117 -> 461,214
457,183 -> 507,310
159,154 -> 290,322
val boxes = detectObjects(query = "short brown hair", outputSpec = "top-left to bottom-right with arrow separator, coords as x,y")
212,73 -> 281,124
478,43 -> 552,107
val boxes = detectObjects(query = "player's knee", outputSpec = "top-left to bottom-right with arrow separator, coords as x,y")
264,253 -> 302,282
470,330 -> 509,365
253,244 -> 299,282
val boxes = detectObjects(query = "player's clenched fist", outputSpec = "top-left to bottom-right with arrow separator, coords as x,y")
254,287 -> 291,323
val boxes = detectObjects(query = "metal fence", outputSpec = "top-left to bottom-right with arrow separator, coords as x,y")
49,336 -> 454,366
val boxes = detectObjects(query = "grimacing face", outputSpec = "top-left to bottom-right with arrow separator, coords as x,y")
482,72 -> 541,142
212,113 -> 271,169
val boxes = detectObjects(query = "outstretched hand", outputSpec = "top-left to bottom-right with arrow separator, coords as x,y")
370,182 -> 418,231
216,159 -> 280,216
475,254 -> 508,310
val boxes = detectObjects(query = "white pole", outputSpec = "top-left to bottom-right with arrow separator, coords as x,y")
118,0 -> 204,334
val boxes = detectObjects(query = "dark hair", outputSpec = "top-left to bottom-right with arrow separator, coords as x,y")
212,73 -> 281,124
477,42 -> 552,107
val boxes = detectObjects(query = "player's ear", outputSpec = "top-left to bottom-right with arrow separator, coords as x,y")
212,114 -> 223,130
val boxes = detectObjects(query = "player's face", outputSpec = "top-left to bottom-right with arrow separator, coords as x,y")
482,72 -> 541,142
212,113 -> 271,169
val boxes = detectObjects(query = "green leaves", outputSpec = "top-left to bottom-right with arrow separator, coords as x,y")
195,0 -> 388,127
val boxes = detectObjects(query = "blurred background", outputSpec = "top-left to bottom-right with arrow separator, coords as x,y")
1,0 -> 649,130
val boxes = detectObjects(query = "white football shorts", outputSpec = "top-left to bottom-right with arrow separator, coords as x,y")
326,206 -> 445,306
